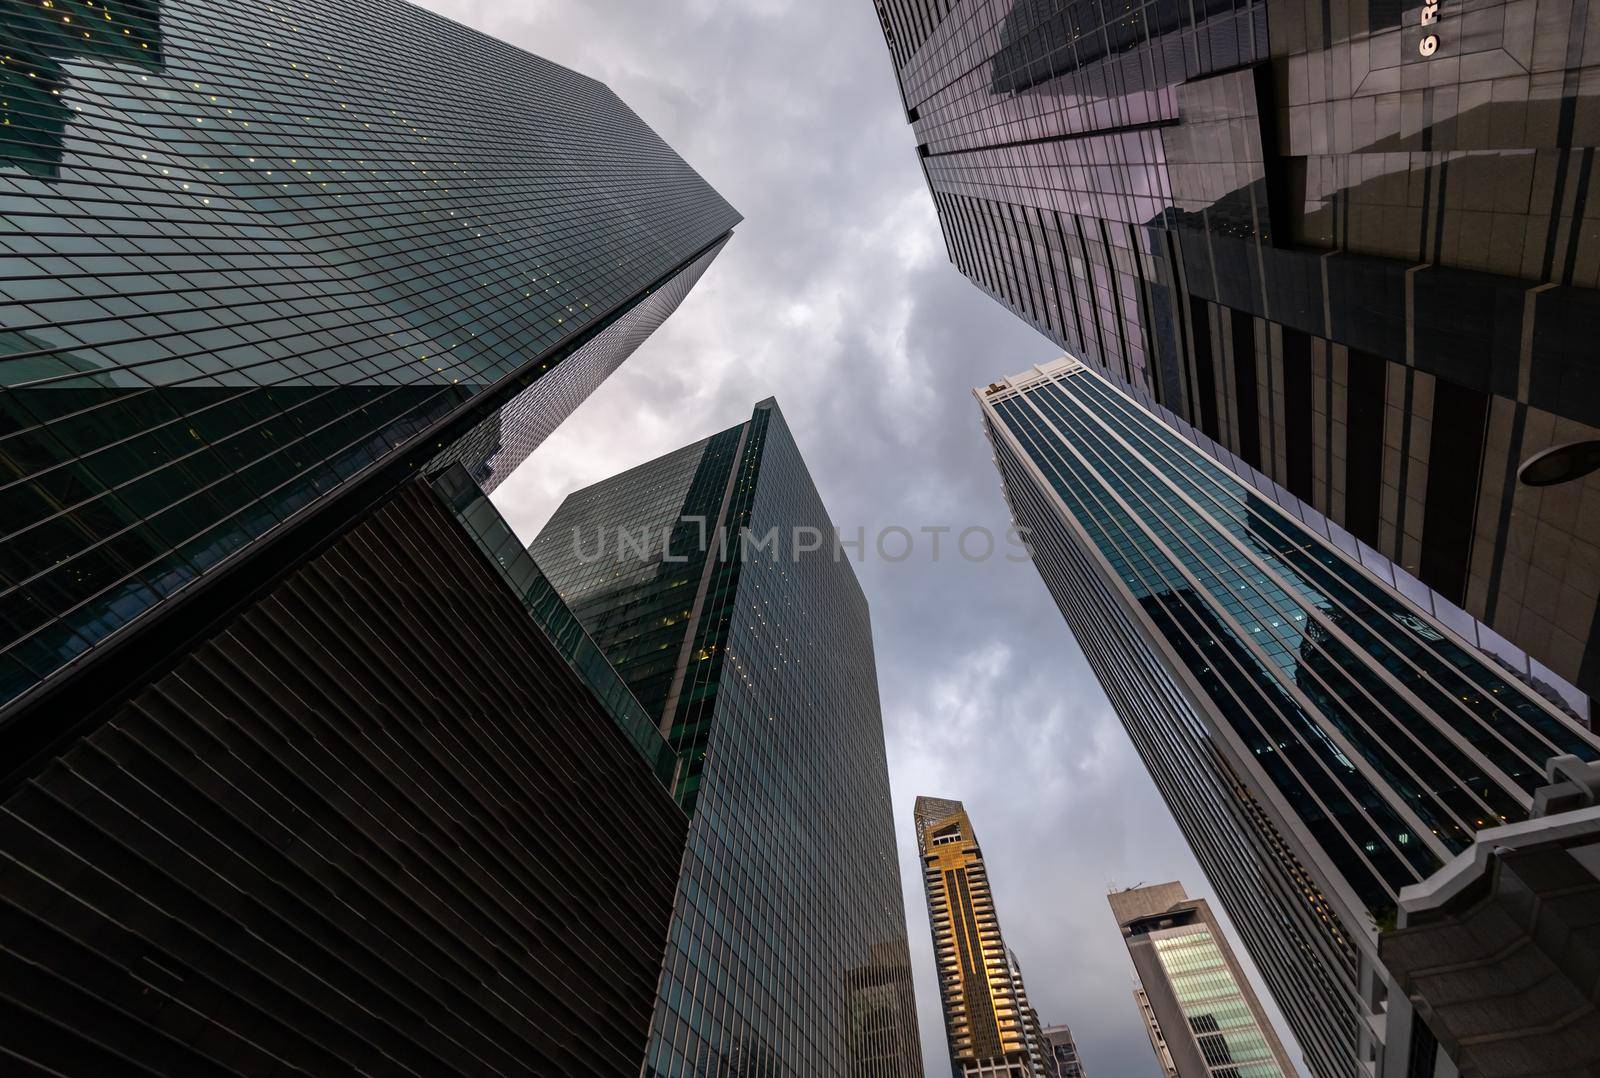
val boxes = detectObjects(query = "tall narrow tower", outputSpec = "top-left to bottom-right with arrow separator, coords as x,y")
533,400 -> 920,1075
914,796 -> 1052,1077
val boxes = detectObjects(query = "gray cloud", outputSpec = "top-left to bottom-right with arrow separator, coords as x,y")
418,0 -> 1308,1072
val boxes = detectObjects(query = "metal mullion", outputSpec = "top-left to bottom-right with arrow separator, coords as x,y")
1050,378 -> 1509,836
986,399 -> 1366,1061
1074,371 -> 1580,800
1005,385 -> 1419,898
1036,376 -> 1450,871
1014,381 -> 1431,890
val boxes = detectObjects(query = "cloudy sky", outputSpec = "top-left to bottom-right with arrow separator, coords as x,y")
417,0 -> 1306,1071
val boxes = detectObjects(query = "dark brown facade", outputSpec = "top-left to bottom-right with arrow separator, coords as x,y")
1382,841 -> 1600,1077
873,0 -> 1600,706
0,477 -> 687,1076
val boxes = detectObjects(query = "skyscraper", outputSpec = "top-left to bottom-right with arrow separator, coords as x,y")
1108,883 -> 1295,1078
0,0 -> 739,742
977,357 -> 1600,1075
531,400 -> 921,1076
913,796 -> 1053,1078
0,462 -> 693,1075
0,0 -> 741,1069
1041,1024 -> 1089,1078
871,0 -> 1600,709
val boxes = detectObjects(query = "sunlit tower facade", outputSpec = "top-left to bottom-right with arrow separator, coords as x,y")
914,796 -> 1053,1078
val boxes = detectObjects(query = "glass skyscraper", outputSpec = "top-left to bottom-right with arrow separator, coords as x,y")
978,357 -> 1600,1075
0,0 -> 744,1069
0,459 -> 696,1076
913,795 -> 1053,1078
0,0 -> 739,730
872,0 -> 1600,710
531,400 -> 921,1076
1109,883 -> 1295,1078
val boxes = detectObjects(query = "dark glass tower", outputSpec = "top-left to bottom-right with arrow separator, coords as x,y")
0,0 -> 739,732
978,357 -> 1600,1075
531,400 -> 922,1076
873,0 -> 1600,707
0,462 -> 692,1075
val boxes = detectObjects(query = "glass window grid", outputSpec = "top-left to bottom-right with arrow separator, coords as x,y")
1151,930 -> 1285,1075
534,405 -> 918,1075
1071,377 -> 1563,805
999,392 -> 1422,908
0,0 -> 739,707
996,365 -> 1600,909
1028,381 -> 1520,849
1068,371 -> 1600,779
891,0 -> 1261,157
985,413 -> 1360,1075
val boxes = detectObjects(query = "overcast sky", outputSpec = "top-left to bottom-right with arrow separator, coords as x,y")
416,0 -> 1306,1071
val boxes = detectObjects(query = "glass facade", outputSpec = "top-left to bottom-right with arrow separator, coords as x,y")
1109,883 -> 1295,1078
531,400 -> 921,1076
1150,928 -> 1286,1078
986,360 -> 1600,1075
873,0 -> 1600,704
532,424 -> 740,744
0,0 -> 739,714
437,237 -> 731,493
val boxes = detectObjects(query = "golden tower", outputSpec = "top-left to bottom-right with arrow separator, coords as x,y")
914,797 -> 1052,1077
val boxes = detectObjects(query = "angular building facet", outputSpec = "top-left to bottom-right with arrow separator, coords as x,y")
913,795 -> 1053,1078
1377,756 -> 1600,1077
0,0 -> 739,734
0,0 -> 742,1069
872,0 -> 1600,707
531,400 -> 921,1076
1108,883 -> 1296,1078
0,464 -> 691,1075
978,357 -> 1600,1075
1041,1024 -> 1089,1078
